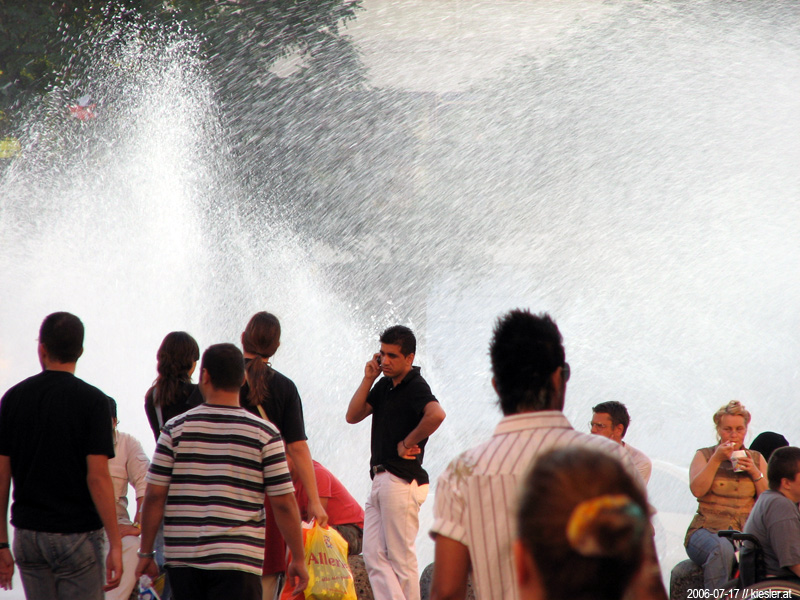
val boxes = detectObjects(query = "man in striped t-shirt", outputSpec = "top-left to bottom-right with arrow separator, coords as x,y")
135,343 -> 308,600
429,310 -> 662,600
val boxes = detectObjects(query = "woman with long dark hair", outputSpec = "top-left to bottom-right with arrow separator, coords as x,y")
241,312 -> 327,600
143,331 -> 200,600
144,331 -> 200,441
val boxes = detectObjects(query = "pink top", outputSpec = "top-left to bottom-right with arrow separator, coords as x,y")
295,461 -> 365,528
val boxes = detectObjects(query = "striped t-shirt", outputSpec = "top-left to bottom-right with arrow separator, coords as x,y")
147,403 -> 294,575
430,410 -> 642,600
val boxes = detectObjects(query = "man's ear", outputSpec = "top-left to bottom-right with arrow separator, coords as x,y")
547,368 -> 566,411
491,377 -> 498,394
513,539 -> 544,599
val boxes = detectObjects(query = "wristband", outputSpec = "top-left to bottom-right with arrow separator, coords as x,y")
0,542 -> 9,550
753,473 -> 764,482
137,550 -> 156,559
401,439 -> 409,449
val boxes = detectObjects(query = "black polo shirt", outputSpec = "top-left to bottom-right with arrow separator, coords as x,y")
366,366 -> 438,485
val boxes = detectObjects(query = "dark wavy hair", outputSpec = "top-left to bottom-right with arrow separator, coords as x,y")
592,401 -> 631,437
149,331 -> 199,407
517,447 -> 648,600
242,312 -> 281,407
490,309 -> 565,415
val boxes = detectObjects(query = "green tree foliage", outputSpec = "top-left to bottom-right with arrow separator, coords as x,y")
0,0 -> 360,121
0,0 -> 163,133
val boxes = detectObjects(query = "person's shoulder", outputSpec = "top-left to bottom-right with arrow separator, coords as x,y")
116,429 -> 144,448
0,373 -> 38,400
227,406 -> 283,437
270,369 -> 300,394
67,374 -> 108,399
312,460 -> 334,481
625,442 -> 652,462
406,368 -> 436,396
440,437 -> 495,480
572,430 -> 629,457
163,403 -> 203,429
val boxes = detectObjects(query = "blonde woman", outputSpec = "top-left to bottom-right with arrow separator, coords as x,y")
685,400 -> 768,590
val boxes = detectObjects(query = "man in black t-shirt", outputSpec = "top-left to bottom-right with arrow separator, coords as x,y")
0,312 -> 122,599
346,325 -> 445,600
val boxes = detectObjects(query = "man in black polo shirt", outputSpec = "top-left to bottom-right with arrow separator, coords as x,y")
0,312 -> 122,599
347,325 -> 445,600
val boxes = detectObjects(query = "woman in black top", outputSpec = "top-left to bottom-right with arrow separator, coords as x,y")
144,331 -> 200,441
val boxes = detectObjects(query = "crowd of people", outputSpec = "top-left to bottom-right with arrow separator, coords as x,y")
0,309 -> 798,600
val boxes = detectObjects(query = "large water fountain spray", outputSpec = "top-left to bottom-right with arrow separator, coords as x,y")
1,0 -> 799,594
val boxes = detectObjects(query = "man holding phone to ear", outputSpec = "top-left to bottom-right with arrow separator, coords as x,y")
346,325 -> 446,600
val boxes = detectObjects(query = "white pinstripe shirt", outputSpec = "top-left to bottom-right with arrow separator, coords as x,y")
430,410 -> 641,600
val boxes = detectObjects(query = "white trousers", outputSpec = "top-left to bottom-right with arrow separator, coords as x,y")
104,534 -> 140,600
363,472 -> 429,600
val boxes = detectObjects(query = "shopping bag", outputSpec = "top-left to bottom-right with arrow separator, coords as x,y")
281,521 -> 357,600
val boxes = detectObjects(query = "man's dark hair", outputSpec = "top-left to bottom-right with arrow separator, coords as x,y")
767,446 -> 800,491
380,325 -> 416,357
39,312 -> 84,363
201,343 -> 245,392
490,309 -> 565,416
592,401 -> 631,438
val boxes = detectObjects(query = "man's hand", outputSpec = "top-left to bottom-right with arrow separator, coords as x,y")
398,440 -> 421,460
365,354 -> 382,380
135,556 -> 159,581
0,548 -> 14,590
285,555 -> 309,598
119,524 -> 141,538
307,499 -> 329,529
103,545 -> 123,591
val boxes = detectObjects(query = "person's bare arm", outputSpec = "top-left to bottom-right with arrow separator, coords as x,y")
397,402 -> 446,459
135,483 -> 168,581
789,564 -> 800,578
346,355 -> 380,424
285,440 -> 328,527
86,454 -> 123,591
270,492 -> 309,596
0,456 -> 14,590
690,445 -> 731,497
430,535 -> 471,600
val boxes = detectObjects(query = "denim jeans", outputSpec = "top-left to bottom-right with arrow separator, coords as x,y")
13,528 -> 105,600
686,528 -> 736,590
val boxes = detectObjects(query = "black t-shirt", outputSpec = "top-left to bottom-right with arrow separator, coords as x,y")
0,370 -> 114,532
241,367 -> 307,444
144,380 -> 201,442
367,367 -> 438,485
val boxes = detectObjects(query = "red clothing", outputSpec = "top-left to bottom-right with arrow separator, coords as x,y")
295,461 -> 364,528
